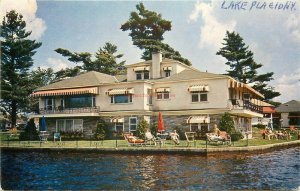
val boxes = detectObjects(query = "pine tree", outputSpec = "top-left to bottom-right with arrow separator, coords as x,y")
121,3 -> 191,65
216,31 -> 280,101
55,42 -> 126,75
1,10 -> 42,128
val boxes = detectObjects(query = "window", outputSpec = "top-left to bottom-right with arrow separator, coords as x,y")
129,117 -> 137,132
191,93 -> 208,102
190,124 -> 199,132
157,92 -> 170,100
115,122 -> 124,133
136,72 -> 142,80
56,119 -> 83,132
190,124 -> 209,135
64,95 -> 93,108
147,89 -> 152,105
136,71 -> 149,80
111,95 -> 133,104
165,71 -> 171,77
144,71 -> 150,79
45,97 -> 54,110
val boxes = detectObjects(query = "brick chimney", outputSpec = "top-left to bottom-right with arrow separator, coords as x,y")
151,52 -> 162,79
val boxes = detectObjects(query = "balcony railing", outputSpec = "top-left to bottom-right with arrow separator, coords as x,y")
39,106 -> 100,114
230,99 -> 263,114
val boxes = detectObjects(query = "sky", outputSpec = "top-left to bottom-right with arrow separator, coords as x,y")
1,0 -> 299,103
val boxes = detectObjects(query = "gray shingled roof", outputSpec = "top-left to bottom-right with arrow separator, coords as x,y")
114,74 -> 127,82
36,71 -> 117,91
155,69 -> 227,82
276,100 -> 300,113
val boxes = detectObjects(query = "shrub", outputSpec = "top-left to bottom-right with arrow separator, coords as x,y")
219,112 -> 235,134
230,131 -> 244,142
136,119 -> 149,139
95,119 -> 112,140
253,123 -> 266,129
150,122 -> 158,136
19,119 -> 39,141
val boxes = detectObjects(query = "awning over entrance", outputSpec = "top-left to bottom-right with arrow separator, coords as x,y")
155,87 -> 170,93
31,87 -> 98,97
188,85 -> 209,92
186,116 -> 210,124
106,88 -> 134,95
110,117 -> 124,123
133,66 -> 150,72
163,66 -> 172,71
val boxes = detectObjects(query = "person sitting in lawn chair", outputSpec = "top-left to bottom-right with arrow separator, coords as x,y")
169,130 -> 180,145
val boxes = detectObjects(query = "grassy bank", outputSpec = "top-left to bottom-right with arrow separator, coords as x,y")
0,127 -> 298,149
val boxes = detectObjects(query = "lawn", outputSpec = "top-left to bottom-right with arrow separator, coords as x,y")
0,127 -> 298,149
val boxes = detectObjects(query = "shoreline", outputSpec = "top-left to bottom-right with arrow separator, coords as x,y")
1,140 -> 299,155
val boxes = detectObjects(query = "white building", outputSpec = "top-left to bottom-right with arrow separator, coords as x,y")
31,52 -> 264,138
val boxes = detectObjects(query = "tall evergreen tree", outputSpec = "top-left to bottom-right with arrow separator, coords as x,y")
121,3 -> 191,65
216,31 -> 280,101
55,42 -> 126,75
1,10 -> 42,128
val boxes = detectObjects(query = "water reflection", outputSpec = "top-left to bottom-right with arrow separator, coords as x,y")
1,147 -> 299,190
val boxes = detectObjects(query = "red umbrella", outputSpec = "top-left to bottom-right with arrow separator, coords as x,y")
157,112 -> 165,133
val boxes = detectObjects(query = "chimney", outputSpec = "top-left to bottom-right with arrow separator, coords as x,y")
151,52 -> 162,79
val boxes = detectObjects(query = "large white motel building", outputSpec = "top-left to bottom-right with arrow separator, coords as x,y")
31,52 -> 264,138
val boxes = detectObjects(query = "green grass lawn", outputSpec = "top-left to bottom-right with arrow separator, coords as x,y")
0,127 -> 298,149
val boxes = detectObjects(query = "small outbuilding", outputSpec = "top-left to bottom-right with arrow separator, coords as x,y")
276,100 -> 300,128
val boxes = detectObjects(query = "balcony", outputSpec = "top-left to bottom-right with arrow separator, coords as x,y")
39,106 -> 100,115
230,99 -> 263,114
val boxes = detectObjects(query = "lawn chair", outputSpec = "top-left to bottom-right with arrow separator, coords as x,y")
124,133 -> 145,146
206,133 -> 226,144
145,131 -> 160,146
219,131 -> 231,145
54,132 -> 61,142
185,132 -> 196,147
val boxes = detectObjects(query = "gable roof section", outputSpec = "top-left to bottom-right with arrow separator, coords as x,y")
36,71 -> 117,91
276,100 -> 300,113
155,69 -> 226,82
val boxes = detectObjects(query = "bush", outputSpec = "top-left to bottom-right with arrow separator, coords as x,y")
150,122 -> 158,136
230,131 -> 244,142
219,112 -> 235,134
19,119 -> 39,141
253,123 -> 266,129
95,119 -> 112,140
136,119 -> 149,139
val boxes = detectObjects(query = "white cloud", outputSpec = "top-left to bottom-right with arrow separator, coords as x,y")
188,1 -> 236,49
285,14 -> 300,43
0,0 -> 46,40
43,58 -> 70,72
273,68 -> 300,103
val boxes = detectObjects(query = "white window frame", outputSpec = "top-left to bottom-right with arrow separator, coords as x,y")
136,71 -> 150,80
191,93 -> 208,102
56,119 -> 83,132
165,70 -> 171,77
115,122 -> 124,132
129,117 -> 138,132
189,123 -> 210,132
156,92 -> 170,100
147,89 -> 153,105
45,97 -> 54,110
111,94 -> 133,104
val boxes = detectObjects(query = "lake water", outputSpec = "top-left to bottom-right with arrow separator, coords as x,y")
1,147 -> 300,190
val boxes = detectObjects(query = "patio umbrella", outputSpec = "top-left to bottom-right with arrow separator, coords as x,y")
40,116 -> 47,132
157,112 -> 165,133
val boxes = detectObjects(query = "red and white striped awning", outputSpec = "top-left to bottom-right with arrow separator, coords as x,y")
133,66 -> 150,72
186,116 -> 210,124
188,85 -> 209,92
163,66 -> 172,71
106,88 -> 134,95
110,117 -> 124,123
31,87 -> 98,97
155,87 -> 170,93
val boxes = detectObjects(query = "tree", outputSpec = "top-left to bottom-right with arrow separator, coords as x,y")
28,67 -> 55,113
121,3 -> 191,65
55,42 -> 126,75
19,118 -> 39,141
219,112 -> 243,141
136,119 -> 149,139
1,10 -> 42,128
216,31 -> 280,101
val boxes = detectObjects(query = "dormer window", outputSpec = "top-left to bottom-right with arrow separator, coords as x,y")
133,66 -> 150,80
163,66 -> 172,77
